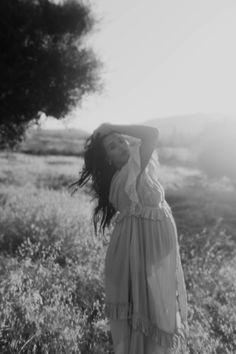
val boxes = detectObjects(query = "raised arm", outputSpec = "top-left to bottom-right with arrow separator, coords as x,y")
94,123 -> 159,172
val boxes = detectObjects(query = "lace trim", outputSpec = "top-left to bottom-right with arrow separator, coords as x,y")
105,302 -> 188,351
115,200 -> 173,223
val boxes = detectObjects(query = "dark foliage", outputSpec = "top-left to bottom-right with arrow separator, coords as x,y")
0,0 -> 101,148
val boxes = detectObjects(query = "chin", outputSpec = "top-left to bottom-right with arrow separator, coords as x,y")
123,155 -> 129,165
116,157 -> 128,170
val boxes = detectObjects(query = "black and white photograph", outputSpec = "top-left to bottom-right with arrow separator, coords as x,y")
0,1 -> 236,353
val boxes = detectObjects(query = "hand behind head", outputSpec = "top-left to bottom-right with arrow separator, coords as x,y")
93,123 -> 113,139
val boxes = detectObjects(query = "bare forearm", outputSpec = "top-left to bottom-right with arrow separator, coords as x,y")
110,124 -> 159,144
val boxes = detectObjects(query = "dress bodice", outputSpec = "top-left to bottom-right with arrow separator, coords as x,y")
109,140 -> 172,223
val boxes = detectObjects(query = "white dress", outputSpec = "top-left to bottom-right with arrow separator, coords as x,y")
104,140 -> 189,354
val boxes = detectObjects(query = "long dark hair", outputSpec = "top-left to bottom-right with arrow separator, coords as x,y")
70,133 -> 117,233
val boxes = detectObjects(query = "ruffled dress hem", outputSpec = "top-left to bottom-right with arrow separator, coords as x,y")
105,302 -> 188,352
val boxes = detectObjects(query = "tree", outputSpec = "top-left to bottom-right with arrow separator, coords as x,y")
0,0 -> 101,148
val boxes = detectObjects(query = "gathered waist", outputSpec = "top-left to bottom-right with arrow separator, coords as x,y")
115,200 -> 172,223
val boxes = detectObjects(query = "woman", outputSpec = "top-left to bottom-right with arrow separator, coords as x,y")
75,123 -> 189,354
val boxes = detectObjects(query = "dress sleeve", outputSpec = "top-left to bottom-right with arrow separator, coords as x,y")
124,139 -> 142,206
124,139 -> 160,207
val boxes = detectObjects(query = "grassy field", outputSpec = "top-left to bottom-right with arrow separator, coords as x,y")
18,128 -> 87,156
0,149 -> 236,353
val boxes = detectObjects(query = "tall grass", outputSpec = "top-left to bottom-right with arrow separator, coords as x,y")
0,152 -> 235,353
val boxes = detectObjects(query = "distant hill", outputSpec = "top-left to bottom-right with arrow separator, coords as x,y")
145,113 -> 236,181
15,114 -> 236,177
18,127 -> 89,156
145,113 -> 236,144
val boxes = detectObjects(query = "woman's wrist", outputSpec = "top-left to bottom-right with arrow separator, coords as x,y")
109,124 -> 158,142
93,123 -> 158,146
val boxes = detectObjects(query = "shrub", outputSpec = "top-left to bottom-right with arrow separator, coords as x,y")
0,184 -> 113,353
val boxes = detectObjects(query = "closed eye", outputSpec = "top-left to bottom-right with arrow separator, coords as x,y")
119,138 -> 125,144
108,143 -> 116,150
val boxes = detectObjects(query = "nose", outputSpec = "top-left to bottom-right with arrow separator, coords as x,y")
120,146 -> 128,155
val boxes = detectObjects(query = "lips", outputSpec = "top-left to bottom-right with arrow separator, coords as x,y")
122,149 -> 129,156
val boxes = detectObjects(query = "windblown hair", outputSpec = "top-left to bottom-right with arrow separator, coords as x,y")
70,134 -> 117,233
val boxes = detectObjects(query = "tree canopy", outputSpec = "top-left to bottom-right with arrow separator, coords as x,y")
0,0 -> 101,148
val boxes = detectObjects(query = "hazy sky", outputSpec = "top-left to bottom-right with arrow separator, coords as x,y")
45,0 -> 236,132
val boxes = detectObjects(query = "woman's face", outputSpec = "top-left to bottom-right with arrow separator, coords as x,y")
102,133 -> 130,170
